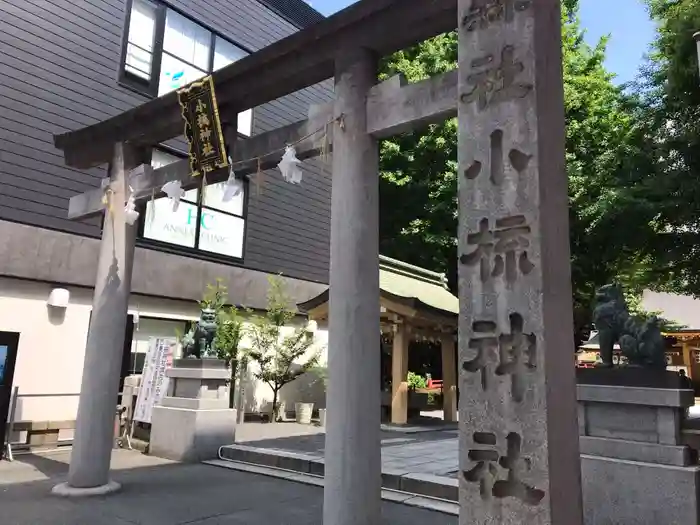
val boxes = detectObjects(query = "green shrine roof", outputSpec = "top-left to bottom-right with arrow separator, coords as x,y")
297,255 -> 459,318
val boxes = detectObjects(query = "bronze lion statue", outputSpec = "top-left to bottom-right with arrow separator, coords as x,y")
591,284 -> 666,369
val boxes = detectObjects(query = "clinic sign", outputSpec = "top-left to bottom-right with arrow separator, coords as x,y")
144,198 -> 244,258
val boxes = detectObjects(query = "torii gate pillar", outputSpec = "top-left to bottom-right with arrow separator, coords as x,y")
53,143 -> 142,496
323,47 -> 382,525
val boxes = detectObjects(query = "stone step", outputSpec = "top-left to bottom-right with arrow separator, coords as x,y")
217,444 -> 458,502
203,458 -> 459,516
202,459 -> 459,516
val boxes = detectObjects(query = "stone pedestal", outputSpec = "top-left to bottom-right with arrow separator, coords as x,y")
578,371 -> 700,525
150,359 -> 236,462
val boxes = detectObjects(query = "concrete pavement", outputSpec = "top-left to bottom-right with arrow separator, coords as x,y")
234,422 -> 459,477
0,449 -> 458,525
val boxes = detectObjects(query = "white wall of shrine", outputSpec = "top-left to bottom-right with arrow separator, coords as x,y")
642,290 -> 700,329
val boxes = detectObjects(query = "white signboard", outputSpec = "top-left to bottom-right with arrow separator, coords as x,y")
143,180 -> 245,259
133,337 -> 176,424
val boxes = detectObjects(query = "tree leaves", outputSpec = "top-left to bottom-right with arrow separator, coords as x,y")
377,4 -> 663,345
246,276 -> 321,420
631,0 -> 700,298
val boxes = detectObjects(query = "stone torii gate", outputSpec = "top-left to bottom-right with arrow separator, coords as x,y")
51,1 -> 582,524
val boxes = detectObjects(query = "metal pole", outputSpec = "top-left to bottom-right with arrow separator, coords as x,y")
3,386 -> 19,462
235,357 -> 247,428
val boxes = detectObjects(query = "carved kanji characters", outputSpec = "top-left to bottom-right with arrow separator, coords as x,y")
202,142 -> 215,156
465,431 -> 545,506
463,321 -> 499,391
462,314 -> 537,400
461,0 -> 533,32
460,216 -> 535,283
495,313 -> 537,402
461,46 -> 533,111
197,113 -> 211,129
493,215 -> 535,282
463,432 -> 500,499
464,129 -> 532,185
493,432 -> 545,505
461,218 -> 495,283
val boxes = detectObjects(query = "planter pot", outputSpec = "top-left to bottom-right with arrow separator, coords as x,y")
295,402 -> 314,425
318,408 -> 327,427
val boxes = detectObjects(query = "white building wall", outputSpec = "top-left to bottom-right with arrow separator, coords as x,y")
641,290 -> 700,329
241,325 -> 329,414
1,275 -> 328,425
0,278 -> 92,423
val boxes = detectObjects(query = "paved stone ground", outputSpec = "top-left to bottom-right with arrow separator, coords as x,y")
235,422 -> 459,477
0,449 -> 457,525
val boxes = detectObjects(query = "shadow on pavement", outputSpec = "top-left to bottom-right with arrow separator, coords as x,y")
0,449 -> 458,525
9,451 -> 73,480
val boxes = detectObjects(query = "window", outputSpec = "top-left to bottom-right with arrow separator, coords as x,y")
141,150 -> 247,260
124,0 -> 157,81
121,0 -> 252,136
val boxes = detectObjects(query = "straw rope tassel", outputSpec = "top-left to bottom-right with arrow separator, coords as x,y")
101,187 -> 114,216
321,122 -> 330,164
200,171 -> 209,206
148,189 -> 157,223
255,158 -> 263,199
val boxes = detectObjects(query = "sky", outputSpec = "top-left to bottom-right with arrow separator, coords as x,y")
307,0 -> 657,86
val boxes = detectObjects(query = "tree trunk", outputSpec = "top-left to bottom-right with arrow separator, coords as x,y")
236,357 -> 247,424
272,388 -> 280,423
229,358 -> 238,409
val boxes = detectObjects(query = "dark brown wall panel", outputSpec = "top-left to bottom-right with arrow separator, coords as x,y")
0,0 -> 332,285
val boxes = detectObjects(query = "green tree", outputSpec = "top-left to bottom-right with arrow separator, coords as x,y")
379,33 -> 459,290
194,279 -> 248,408
378,2 -> 658,345
627,0 -> 700,297
560,3 -> 659,344
199,279 -> 228,312
247,276 -> 320,422
216,305 -> 247,408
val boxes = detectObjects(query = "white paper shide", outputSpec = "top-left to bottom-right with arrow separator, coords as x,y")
278,145 -> 303,184
162,180 -> 186,211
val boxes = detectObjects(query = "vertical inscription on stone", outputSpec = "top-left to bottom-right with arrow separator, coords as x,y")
457,0 -> 583,522
462,313 -> 537,401
465,431 -> 545,505
459,216 -> 535,284
461,46 -> 532,111
462,0 -> 533,32
464,129 -> 532,185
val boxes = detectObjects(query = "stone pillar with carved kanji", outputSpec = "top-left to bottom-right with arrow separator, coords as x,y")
457,0 -> 583,523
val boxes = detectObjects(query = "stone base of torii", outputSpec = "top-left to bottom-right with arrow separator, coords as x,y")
49,1 -> 583,524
